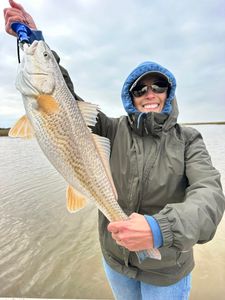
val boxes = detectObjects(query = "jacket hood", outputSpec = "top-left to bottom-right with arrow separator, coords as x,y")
121,61 -> 177,115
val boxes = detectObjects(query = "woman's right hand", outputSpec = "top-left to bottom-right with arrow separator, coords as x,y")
3,0 -> 37,36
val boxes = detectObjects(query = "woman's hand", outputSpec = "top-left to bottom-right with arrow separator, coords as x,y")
3,0 -> 37,36
107,213 -> 154,251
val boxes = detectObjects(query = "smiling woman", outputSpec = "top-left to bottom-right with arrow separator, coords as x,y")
2,1 -> 225,300
130,73 -> 169,113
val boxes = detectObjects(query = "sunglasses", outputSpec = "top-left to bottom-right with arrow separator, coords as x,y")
130,82 -> 169,98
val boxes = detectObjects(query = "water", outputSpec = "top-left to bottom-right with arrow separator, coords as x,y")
0,125 -> 225,299
0,138 -> 111,299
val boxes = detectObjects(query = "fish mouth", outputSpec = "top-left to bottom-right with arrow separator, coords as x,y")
24,40 -> 48,55
26,71 -> 49,76
24,40 -> 38,55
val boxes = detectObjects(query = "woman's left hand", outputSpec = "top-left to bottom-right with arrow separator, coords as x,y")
107,212 -> 154,251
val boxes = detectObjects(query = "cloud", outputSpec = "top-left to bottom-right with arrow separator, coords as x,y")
0,0 -> 225,127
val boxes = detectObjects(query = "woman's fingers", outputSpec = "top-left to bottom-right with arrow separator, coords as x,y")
9,0 -> 26,12
3,0 -> 37,36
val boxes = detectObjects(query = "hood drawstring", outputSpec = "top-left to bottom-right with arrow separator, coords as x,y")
128,112 -> 169,137
143,117 -> 149,135
137,113 -> 146,129
137,113 -> 149,135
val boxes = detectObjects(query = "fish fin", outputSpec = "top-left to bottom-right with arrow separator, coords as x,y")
77,101 -> 117,199
92,134 -> 118,200
66,185 -> 86,213
36,94 -> 59,114
77,101 -> 99,127
136,248 -> 162,263
8,115 -> 35,139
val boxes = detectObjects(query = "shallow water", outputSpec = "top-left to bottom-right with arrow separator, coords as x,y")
0,125 -> 224,299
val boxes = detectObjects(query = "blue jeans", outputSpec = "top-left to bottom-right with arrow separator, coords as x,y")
103,259 -> 191,300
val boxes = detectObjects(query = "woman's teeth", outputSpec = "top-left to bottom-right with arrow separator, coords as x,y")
143,103 -> 159,109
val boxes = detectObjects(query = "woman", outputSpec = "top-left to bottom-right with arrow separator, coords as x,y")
4,1 -> 225,299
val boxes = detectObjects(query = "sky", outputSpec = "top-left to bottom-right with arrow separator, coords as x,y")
0,0 -> 225,128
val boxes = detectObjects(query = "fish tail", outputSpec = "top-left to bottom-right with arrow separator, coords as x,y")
136,248 -> 161,263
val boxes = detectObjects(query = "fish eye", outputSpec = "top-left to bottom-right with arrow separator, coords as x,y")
43,51 -> 49,58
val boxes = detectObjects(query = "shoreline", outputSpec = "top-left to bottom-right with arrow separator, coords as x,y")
0,128 -> 10,136
181,121 -> 225,125
1,122 -> 225,137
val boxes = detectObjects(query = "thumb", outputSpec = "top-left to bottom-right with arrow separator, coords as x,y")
9,0 -> 25,12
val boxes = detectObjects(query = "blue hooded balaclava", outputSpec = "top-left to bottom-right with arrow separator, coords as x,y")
121,61 -> 176,115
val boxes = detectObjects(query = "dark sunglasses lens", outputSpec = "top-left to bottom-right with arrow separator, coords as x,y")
131,85 -> 148,97
131,83 -> 168,97
151,84 -> 168,93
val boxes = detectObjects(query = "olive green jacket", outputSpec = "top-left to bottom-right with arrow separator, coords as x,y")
93,99 -> 225,286
58,58 -> 225,286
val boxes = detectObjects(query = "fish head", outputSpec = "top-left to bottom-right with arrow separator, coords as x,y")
16,40 -> 58,97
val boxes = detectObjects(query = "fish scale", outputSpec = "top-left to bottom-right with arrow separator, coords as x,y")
34,89 -> 123,221
10,40 -> 161,262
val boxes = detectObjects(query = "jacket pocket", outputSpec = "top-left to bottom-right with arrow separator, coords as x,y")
176,249 -> 192,267
131,247 -> 179,270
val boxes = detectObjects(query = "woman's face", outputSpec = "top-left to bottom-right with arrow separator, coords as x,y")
132,77 -> 168,113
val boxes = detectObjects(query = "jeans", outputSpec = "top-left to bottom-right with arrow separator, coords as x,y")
103,259 -> 191,300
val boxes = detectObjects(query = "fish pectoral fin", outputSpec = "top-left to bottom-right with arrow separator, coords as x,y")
8,115 -> 35,139
66,185 -> 87,213
92,134 -> 118,200
36,94 -> 59,114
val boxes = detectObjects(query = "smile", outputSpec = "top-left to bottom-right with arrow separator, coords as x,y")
143,103 -> 159,109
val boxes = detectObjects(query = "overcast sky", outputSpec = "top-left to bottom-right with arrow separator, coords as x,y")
0,0 -> 225,127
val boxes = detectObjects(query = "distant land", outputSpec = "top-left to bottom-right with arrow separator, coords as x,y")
181,121 -> 225,125
1,121 -> 225,136
0,128 -> 10,136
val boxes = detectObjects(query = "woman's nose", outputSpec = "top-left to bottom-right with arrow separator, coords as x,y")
145,87 -> 155,98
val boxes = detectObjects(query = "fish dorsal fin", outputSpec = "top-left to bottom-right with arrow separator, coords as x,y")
66,185 -> 87,213
8,115 -> 35,139
92,134 -> 118,200
77,101 -> 118,199
77,101 -> 99,128
36,94 -> 59,114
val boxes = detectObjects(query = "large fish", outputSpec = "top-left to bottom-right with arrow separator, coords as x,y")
9,40 -> 161,261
